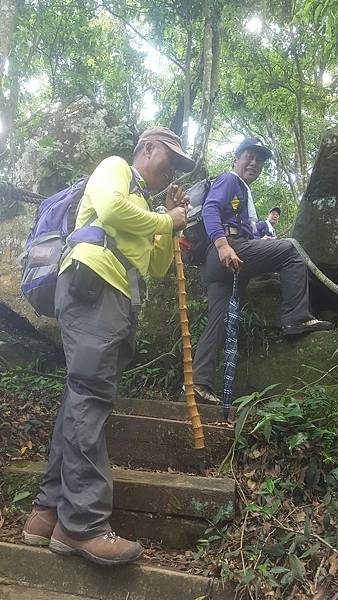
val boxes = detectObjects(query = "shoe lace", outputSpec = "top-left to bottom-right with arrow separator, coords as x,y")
103,531 -> 119,544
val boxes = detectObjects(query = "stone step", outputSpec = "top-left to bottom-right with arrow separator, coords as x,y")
114,396 -> 227,423
107,413 -> 234,471
0,543 -> 235,600
4,461 -> 235,548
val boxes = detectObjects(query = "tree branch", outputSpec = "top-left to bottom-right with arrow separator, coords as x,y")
103,5 -> 185,73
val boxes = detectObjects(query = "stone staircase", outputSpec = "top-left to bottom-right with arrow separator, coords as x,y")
0,397 -> 236,599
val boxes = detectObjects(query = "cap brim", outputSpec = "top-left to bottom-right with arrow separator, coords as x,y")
162,141 -> 195,172
250,144 -> 272,160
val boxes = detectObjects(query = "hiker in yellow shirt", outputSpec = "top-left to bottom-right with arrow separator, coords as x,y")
23,127 -> 194,566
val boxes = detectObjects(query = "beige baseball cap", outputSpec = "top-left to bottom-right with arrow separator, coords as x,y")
139,126 -> 195,172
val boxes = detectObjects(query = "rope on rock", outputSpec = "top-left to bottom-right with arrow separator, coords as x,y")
288,238 -> 338,295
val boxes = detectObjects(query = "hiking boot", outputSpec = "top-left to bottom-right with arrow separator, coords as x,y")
23,505 -> 57,546
282,319 -> 333,336
50,522 -> 143,566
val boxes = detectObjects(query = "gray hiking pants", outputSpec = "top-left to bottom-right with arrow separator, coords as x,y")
193,236 -> 312,391
35,268 -> 137,539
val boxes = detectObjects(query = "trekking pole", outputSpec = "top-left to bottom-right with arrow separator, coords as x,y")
173,234 -> 206,473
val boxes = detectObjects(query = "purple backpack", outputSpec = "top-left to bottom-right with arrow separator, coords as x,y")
20,169 -> 145,317
20,177 -> 91,317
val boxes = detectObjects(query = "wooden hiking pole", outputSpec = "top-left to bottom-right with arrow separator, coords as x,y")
173,234 -> 206,472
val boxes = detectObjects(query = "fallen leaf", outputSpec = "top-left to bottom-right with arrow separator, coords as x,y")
263,522 -> 271,535
295,510 -> 306,522
244,469 -> 256,478
247,479 -> 257,491
249,448 -> 266,459
265,465 -> 280,477
328,553 -> 338,576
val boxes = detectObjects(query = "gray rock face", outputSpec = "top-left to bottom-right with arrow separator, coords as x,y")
232,330 -> 338,397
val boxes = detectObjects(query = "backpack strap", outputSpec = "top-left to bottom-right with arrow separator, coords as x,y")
104,235 -> 141,313
130,166 -> 151,204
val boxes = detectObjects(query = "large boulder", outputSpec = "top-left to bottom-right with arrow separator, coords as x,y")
293,128 -> 338,316
293,128 -> 338,267
13,96 -> 135,195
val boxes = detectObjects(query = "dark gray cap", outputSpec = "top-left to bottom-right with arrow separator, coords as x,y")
235,137 -> 272,161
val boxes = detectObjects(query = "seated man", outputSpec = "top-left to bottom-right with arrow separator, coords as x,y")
192,137 -> 333,405
256,207 -> 280,238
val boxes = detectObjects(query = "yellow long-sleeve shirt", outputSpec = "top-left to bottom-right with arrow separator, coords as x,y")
60,156 -> 174,298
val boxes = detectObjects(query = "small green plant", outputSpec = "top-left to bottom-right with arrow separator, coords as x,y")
251,384 -> 338,464
0,365 -> 65,399
241,303 -> 265,338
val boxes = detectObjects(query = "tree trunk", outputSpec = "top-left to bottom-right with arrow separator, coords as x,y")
204,6 -> 222,150
265,119 -> 299,204
181,28 -> 192,151
193,1 -> 222,165
192,4 -> 212,163
293,92 -> 308,195
169,56 -> 203,136
288,37 -> 308,197
0,0 -> 17,155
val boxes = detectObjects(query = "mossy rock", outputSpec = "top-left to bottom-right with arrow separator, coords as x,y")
227,330 -> 338,397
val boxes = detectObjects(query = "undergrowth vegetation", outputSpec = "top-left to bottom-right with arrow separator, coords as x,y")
196,380 -> 338,599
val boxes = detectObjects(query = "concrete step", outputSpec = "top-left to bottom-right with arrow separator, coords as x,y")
0,582 -> 96,600
114,396 -> 228,423
4,461 -> 235,548
107,413 -> 234,471
0,543 -> 235,600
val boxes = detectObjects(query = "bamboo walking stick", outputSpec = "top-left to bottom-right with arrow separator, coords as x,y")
173,234 -> 206,471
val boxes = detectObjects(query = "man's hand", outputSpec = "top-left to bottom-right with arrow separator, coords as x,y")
215,237 -> 243,272
262,235 -> 272,240
168,206 -> 187,231
166,184 -> 189,210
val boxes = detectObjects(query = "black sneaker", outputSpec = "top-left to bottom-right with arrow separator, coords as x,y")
282,319 -> 333,336
179,384 -> 222,405
194,385 -> 222,405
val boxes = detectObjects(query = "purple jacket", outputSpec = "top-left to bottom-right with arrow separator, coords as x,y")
202,172 -> 254,241
256,220 -> 276,238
